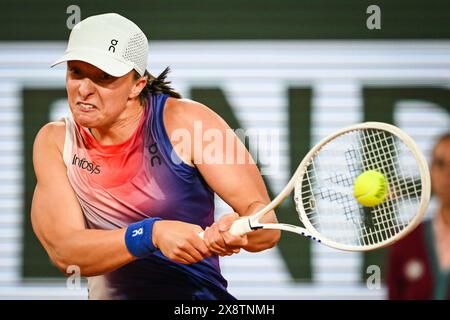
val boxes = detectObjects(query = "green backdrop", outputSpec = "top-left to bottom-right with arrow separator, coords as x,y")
1,0 -> 449,41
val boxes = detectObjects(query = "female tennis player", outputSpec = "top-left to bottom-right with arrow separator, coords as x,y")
31,13 -> 280,300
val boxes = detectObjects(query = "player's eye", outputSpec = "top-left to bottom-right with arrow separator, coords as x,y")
68,67 -> 81,76
100,72 -> 114,81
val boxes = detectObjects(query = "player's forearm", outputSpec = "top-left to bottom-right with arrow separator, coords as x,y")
242,201 -> 281,252
50,228 -> 135,277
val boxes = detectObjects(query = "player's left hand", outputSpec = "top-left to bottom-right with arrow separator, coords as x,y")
203,212 -> 248,256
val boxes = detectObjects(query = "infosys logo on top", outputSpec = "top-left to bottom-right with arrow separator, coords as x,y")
72,154 -> 101,174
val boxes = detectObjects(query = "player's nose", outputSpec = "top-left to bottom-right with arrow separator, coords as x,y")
77,77 -> 96,98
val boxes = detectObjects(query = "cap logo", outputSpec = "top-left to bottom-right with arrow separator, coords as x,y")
108,39 -> 118,53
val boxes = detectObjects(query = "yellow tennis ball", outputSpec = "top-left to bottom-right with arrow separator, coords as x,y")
353,170 -> 388,207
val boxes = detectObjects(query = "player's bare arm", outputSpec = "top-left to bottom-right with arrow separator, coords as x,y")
160,97 -> 281,253
31,122 -> 211,276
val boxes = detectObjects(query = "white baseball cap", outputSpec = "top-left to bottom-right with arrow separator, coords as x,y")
52,13 -> 148,77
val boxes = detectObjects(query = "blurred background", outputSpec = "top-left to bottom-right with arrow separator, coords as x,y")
0,0 -> 449,299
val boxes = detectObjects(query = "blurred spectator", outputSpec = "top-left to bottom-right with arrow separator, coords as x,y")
387,133 -> 450,299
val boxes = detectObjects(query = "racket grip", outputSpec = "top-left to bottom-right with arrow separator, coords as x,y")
229,217 -> 252,236
197,217 -> 253,239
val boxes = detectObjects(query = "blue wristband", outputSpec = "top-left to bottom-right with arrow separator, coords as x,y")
125,217 -> 161,258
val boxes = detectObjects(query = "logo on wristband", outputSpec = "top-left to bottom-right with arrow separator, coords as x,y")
125,218 -> 161,257
132,228 -> 143,237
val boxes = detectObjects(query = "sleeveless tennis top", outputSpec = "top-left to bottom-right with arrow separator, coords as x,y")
63,93 -> 228,299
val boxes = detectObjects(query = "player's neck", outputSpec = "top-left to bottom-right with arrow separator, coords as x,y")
90,101 -> 144,145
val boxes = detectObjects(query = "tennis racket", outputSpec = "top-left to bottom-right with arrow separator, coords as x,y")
200,122 -> 430,252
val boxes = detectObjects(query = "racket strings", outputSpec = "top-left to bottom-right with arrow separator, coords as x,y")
353,129 -> 420,245
365,130 -> 418,244
296,128 -> 423,247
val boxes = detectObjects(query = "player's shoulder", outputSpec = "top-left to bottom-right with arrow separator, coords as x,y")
166,97 -> 214,116
36,120 -> 66,141
34,120 -> 66,153
165,97 -> 227,127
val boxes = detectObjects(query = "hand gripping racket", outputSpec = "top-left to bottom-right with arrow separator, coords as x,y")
201,122 -> 430,252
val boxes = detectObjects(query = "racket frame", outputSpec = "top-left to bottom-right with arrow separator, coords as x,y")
230,122 -> 431,252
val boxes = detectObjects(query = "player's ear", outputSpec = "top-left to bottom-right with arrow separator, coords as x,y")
129,75 -> 147,99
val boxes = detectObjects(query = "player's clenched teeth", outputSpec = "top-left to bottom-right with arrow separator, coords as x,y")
77,102 -> 96,111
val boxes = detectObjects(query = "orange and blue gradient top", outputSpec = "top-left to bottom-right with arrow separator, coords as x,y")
63,94 -> 228,299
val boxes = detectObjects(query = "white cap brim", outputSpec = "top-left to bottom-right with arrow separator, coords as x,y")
51,48 -> 134,77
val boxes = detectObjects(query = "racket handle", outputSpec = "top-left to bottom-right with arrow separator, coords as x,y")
229,217 -> 252,236
197,217 -> 253,239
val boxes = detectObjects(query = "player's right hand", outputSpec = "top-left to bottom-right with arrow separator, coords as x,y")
203,212 -> 248,256
152,220 -> 212,264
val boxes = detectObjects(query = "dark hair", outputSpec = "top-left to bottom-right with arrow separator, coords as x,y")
133,67 -> 182,105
